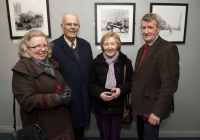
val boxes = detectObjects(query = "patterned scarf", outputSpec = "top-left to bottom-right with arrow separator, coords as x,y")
31,57 -> 55,76
103,50 -> 119,89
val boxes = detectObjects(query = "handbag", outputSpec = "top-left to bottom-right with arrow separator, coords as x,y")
12,63 -> 47,140
121,65 -> 133,124
12,96 -> 47,140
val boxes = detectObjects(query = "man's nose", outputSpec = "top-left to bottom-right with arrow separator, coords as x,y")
144,28 -> 149,33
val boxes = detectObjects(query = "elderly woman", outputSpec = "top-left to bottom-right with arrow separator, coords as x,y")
88,32 -> 133,140
12,30 -> 74,140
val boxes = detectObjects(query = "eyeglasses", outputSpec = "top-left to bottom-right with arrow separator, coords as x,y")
29,44 -> 49,50
63,23 -> 80,27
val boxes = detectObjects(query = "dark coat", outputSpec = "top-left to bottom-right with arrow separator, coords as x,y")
132,36 -> 180,119
51,35 -> 93,129
88,51 -> 133,114
12,58 -> 74,140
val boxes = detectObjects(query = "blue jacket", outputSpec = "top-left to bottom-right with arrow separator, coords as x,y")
51,34 -> 93,129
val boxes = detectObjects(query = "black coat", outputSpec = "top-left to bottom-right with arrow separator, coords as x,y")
88,51 -> 133,114
51,35 -> 93,129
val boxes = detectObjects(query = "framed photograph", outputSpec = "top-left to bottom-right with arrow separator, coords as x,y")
6,0 -> 51,39
150,3 -> 188,43
95,3 -> 135,45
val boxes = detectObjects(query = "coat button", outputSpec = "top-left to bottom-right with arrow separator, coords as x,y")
56,85 -> 61,92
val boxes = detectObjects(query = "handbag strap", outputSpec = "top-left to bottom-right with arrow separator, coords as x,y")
123,65 -> 127,111
13,62 -> 38,131
123,65 -> 126,84
13,96 -> 16,131
123,64 -> 131,110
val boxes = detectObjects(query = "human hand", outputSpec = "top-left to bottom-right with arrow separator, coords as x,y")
149,113 -> 161,125
110,88 -> 120,99
58,91 -> 74,107
100,92 -> 114,102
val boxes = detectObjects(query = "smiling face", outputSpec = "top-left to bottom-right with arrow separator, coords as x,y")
61,14 -> 80,42
103,37 -> 118,58
28,36 -> 48,63
141,20 -> 161,43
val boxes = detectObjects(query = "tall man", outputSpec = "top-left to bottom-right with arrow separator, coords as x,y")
51,13 -> 93,140
132,13 -> 180,140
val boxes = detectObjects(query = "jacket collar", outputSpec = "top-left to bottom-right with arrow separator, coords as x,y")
135,36 -> 161,74
12,58 -> 58,78
59,34 -> 81,65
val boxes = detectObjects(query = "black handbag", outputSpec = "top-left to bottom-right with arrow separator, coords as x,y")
120,65 -> 133,124
12,96 -> 47,140
120,94 -> 133,124
12,63 -> 47,140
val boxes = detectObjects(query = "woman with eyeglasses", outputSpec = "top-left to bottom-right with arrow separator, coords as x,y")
88,32 -> 134,140
12,30 -> 75,140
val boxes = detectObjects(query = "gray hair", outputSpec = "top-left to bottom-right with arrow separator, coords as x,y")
141,13 -> 160,27
61,13 -> 80,24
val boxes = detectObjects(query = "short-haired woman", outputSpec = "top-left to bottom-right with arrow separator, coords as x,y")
88,32 -> 134,140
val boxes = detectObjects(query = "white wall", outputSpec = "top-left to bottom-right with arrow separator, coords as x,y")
0,0 -> 200,137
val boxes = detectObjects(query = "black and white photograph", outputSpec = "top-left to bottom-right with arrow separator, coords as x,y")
95,3 -> 135,45
150,3 -> 188,43
6,0 -> 51,39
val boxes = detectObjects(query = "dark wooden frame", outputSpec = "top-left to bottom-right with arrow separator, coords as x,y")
95,3 -> 135,45
150,3 -> 188,43
6,0 -> 51,39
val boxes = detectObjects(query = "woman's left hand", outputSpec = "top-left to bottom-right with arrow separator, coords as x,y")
111,88 -> 120,99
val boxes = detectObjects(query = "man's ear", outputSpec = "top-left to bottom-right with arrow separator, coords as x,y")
157,25 -> 161,33
60,23 -> 63,27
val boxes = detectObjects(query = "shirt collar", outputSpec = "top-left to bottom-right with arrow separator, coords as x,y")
147,35 -> 159,46
64,36 -> 77,48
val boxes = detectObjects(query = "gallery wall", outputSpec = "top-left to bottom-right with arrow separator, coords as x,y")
0,0 -> 200,137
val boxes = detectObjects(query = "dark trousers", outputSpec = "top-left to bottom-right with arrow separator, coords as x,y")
137,115 -> 160,140
73,127 -> 85,140
95,111 -> 121,140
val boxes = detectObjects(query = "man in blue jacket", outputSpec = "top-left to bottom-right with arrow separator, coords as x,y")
51,13 -> 93,140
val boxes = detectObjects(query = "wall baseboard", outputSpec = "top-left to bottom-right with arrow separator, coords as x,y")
85,129 -> 200,138
1,126 -> 200,137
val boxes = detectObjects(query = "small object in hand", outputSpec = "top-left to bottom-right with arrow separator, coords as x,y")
111,90 -> 116,94
142,114 -> 150,122
106,93 -> 112,96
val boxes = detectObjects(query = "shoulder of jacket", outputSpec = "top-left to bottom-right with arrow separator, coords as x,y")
49,58 -> 59,68
12,58 -> 32,75
77,36 -> 87,42
77,37 -> 91,46
94,53 -> 105,64
118,51 -> 128,64
52,34 -> 64,42
12,58 -> 44,78
157,36 -> 176,48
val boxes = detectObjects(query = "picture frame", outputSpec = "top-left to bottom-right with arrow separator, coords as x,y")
95,3 -> 135,45
150,3 -> 188,43
6,0 -> 51,39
